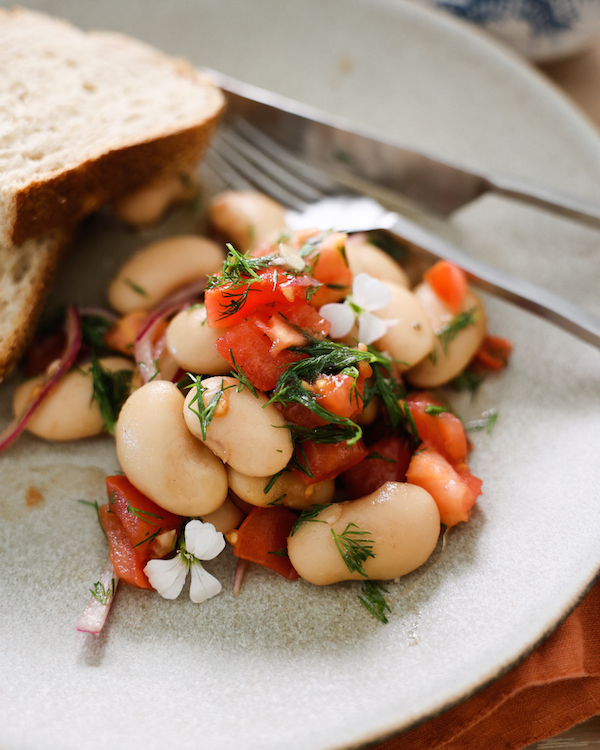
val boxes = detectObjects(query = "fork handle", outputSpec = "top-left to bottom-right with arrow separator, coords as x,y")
388,214 -> 600,348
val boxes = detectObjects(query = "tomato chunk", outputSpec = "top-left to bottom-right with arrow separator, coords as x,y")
406,446 -> 482,527
106,475 -> 182,563
98,505 -> 153,589
292,438 -> 368,484
423,260 -> 467,312
340,436 -> 412,499
405,392 -> 468,464
205,269 -> 316,328
233,506 -> 299,580
306,232 -> 352,308
312,361 -> 371,421
474,335 -> 513,370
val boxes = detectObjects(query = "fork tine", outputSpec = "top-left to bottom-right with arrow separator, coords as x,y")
202,148 -> 253,191
211,132 -> 308,211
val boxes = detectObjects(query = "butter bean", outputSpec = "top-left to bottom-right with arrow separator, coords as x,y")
345,233 -> 409,287
227,466 -> 335,510
116,380 -> 228,516
114,173 -> 199,228
287,482 -> 440,585
405,282 -> 487,387
208,190 -> 287,252
166,304 -> 229,374
183,376 -> 293,477
200,495 -> 245,534
108,235 -> 224,314
13,356 -> 135,441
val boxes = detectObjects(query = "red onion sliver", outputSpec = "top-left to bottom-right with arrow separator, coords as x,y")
232,559 -> 249,598
76,557 -> 120,635
0,305 -> 82,454
134,280 -> 205,384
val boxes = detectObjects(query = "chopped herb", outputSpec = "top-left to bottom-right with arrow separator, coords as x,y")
185,374 -> 228,440
438,307 -> 478,355
452,370 -> 485,395
424,404 -> 447,416
331,522 -> 375,578
400,400 -> 420,444
133,528 -> 163,547
359,581 -> 391,624
268,494 -> 287,506
366,452 -> 396,463
264,470 -> 285,494
126,504 -> 163,525
290,504 -> 332,536
89,353 -> 133,434
81,314 -> 113,350
267,549 -> 289,557
466,409 -> 498,434
90,578 -> 115,606
229,350 -> 258,397
124,277 -> 148,297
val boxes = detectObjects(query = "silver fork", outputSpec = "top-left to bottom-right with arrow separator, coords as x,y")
205,120 -> 600,350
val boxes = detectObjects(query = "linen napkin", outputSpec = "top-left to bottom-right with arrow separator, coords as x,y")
375,578 -> 600,750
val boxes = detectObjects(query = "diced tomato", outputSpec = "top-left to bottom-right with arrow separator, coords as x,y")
474,335 -> 513,371
98,504 -> 153,589
106,475 -> 182,563
292,437 -> 368,484
405,392 -> 468,464
205,269 -> 316,328
306,232 -> 352,308
283,303 -> 331,339
232,506 -> 299,580
104,310 -> 148,355
216,315 -> 304,392
312,361 -> 372,421
340,436 -> 413,499
278,403 -> 328,429
405,446 -> 482,527
423,260 -> 467,312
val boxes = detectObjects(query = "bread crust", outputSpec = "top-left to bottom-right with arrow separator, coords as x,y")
0,229 -> 73,382
10,112 -> 224,247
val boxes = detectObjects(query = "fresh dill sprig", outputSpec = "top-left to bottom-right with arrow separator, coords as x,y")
366,452 -> 396,463
466,409 -> 498,434
229,350 -> 258,397
90,578 -> 115,606
133,528 -> 163,548
399,400 -> 420,444
290,504 -> 332,536
126,504 -> 163,525
424,404 -> 447,416
267,493 -> 287,506
89,353 -> 133,434
185,374 -> 229,440
358,581 -> 391,624
438,307 -> 478,355
364,356 -> 407,431
331,522 -> 375,578
264,469 -> 285,494
288,423 -> 362,445
267,548 -> 289,557
81,314 -> 113,350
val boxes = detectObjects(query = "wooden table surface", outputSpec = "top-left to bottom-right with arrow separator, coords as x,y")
510,39 -> 600,750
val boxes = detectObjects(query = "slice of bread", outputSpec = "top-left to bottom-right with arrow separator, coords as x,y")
0,229 -> 72,382
0,7 -> 226,246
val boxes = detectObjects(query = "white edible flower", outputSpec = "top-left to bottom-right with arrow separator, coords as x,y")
144,519 -> 225,604
319,272 -> 397,345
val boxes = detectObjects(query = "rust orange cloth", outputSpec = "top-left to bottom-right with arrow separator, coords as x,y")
376,579 -> 600,750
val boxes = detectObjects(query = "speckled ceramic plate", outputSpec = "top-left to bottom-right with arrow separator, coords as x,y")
2,1 -> 600,749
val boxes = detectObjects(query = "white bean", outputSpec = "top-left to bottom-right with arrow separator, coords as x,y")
227,466 -> 335,510
287,482 -> 440,585
13,356 -> 135,441
405,282 -> 487,387
345,233 -> 409,287
183,376 -> 293,477
116,380 -> 228,516
200,495 -> 245,534
373,281 -> 435,370
108,235 -> 224,314
166,304 -> 229,374
208,190 -> 288,252
114,173 -> 199,228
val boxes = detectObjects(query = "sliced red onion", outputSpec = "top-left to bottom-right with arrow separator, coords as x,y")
232,559 -> 249,598
0,305 -> 82,454
134,281 -> 205,383
76,557 -> 120,635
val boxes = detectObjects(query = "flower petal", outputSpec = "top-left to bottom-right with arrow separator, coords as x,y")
185,520 -> 225,561
319,302 -> 355,339
189,563 -> 222,604
357,312 -> 390,345
144,555 -> 187,600
352,273 -> 392,312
